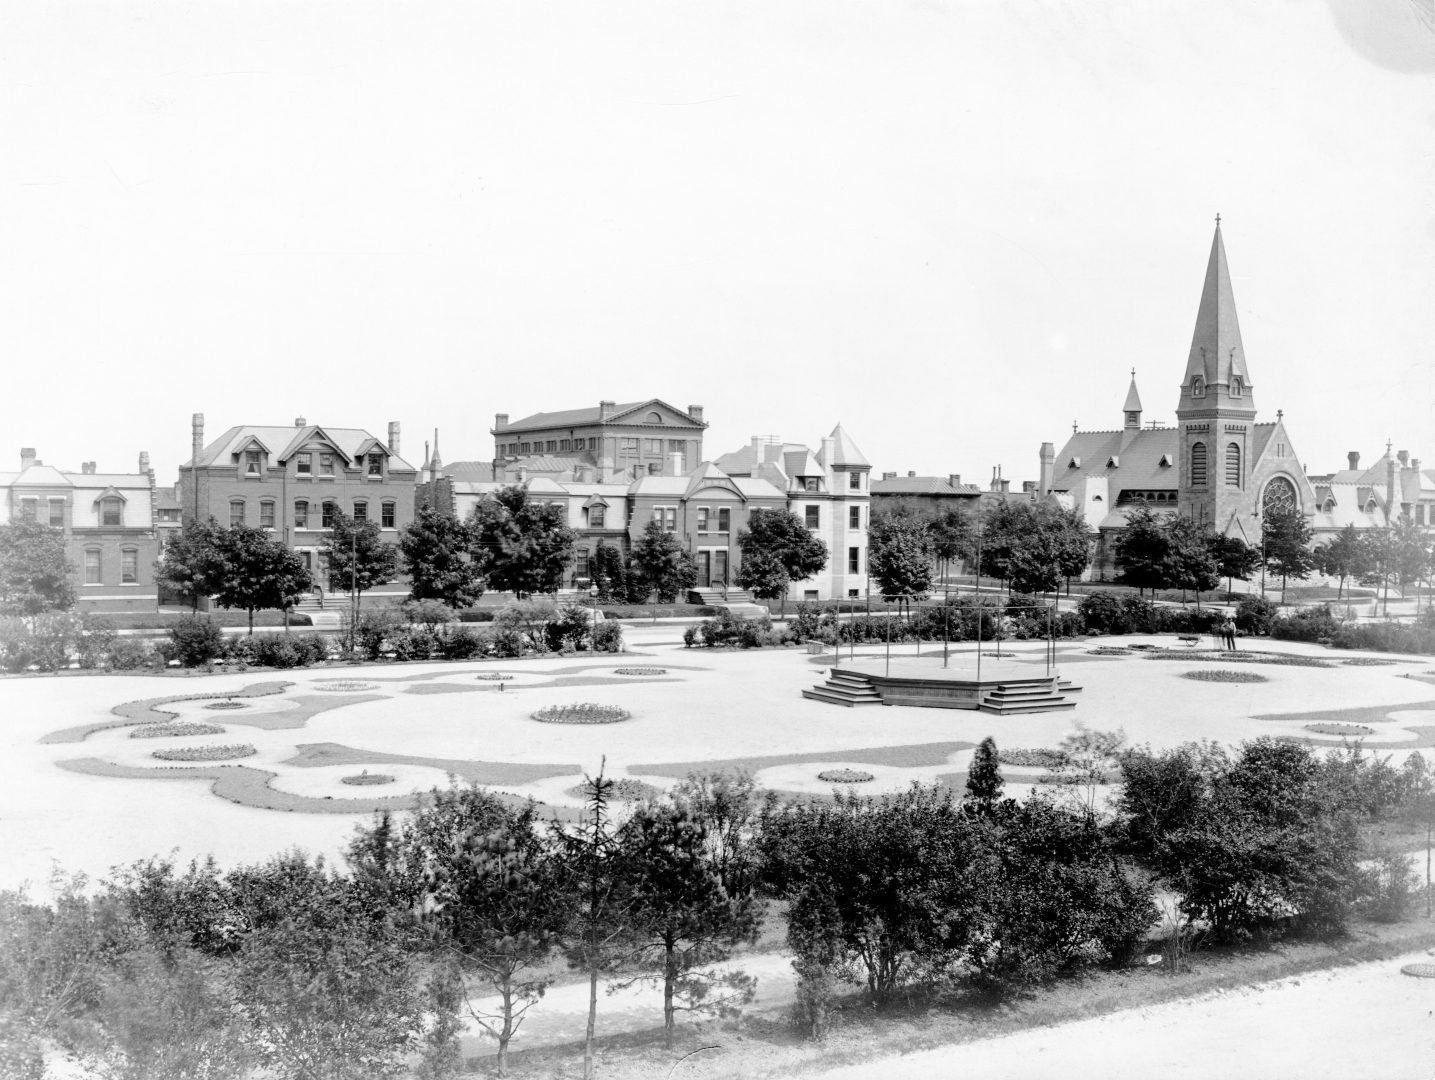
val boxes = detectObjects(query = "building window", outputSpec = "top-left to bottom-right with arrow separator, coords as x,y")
697,507 -> 710,532
520,442 -> 531,454
849,506 -> 861,529
260,500 -> 276,528
1190,442 -> 1207,487
589,505 -> 606,528
353,501 -> 368,524
319,453 -> 334,476
1225,442 -> 1241,487
849,546 -> 860,573
321,500 -> 336,528
804,478 -> 820,492
19,499 -> 38,522
1231,376 -> 1244,397
229,500 -> 245,527
381,501 -> 395,529
589,437 -> 600,451
543,440 -> 555,452
1191,375 -> 1205,398
121,549 -> 138,584
848,588 -> 860,598
652,507 -> 676,532
804,589 -> 819,600
575,549 -> 590,579
368,454 -> 382,476
296,453 -> 312,476
621,438 -> 638,452
1263,475 -> 1298,516
245,449 -> 261,476
668,439 -> 685,453
100,497 -> 123,527
644,439 -> 662,453
1416,505 -> 1426,525
717,507 -> 730,533
294,500 -> 309,528
805,505 -> 820,528
849,472 -> 861,490
84,549 -> 101,584
47,500 -> 64,527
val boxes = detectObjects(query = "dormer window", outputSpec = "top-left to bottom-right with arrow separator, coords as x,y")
804,478 -> 820,492
1106,456 -> 1120,468
244,449 -> 262,476
100,496 -> 124,527
1158,454 -> 1173,468
1191,375 -> 1205,398
319,453 -> 334,476
1067,456 -> 1081,469
367,454 -> 383,477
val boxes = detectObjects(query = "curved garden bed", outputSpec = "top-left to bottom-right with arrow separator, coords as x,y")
1181,669 -> 1269,684
152,744 -> 258,762
130,721 -> 224,739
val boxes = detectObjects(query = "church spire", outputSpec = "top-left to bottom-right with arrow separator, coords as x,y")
1122,369 -> 1143,441
1179,218 -> 1255,417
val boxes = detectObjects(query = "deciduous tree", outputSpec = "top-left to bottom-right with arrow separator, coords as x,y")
212,525 -> 312,634
1261,503 -> 1316,602
1313,524 -> 1367,602
399,505 -> 483,609
867,511 -> 934,612
154,519 -> 228,613
321,512 -> 400,618
734,508 -> 827,614
628,520 -> 698,605
468,486 -> 576,599
0,520 -> 75,618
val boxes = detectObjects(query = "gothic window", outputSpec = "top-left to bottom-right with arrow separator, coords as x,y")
1231,376 -> 1244,398
1225,442 -> 1241,487
1262,475 -> 1298,516
1191,375 -> 1205,398
1190,442 -> 1207,487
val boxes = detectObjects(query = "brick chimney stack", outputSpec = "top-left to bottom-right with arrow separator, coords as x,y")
1348,451 -> 1360,470
948,473 -> 962,488
294,416 -> 306,428
494,413 -> 509,429
688,404 -> 704,424
387,422 -> 400,456
598,400 -> 614,423
139,451 -> 150,474
20,448 -> 36,470
192,414 -> 205,465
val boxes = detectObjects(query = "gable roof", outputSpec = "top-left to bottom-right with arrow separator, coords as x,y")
495,399 -> 705,434
1051,427 -> 1180,493
189,425 -> 416,472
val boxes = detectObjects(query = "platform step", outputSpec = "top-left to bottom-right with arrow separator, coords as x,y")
802,687 -> 885,707
978,693 -> 1076,715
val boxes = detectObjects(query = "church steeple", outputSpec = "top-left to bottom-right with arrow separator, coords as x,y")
1123,369 -> 1143,429
1179,217 -> 1255,418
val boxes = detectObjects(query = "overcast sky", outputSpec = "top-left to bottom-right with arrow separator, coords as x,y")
2,0 -> 1432,487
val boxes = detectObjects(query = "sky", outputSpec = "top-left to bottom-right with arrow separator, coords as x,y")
1,0 -> 1432,488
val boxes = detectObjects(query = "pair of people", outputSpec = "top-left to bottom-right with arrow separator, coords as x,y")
1219,616 -> 1238,650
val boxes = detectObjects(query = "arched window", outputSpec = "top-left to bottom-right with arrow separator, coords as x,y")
1191,375 -> 1205,398
1231,375 -> 1244,398
1225,442 -> 1241,487
645,411 -> 663,423
1262,475 -> 1298,516
1190,442 -> 1207,487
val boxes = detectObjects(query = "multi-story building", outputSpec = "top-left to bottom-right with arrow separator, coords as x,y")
2,448 -> 160,611
178,414 -> 417,598
490,399 -> 707,483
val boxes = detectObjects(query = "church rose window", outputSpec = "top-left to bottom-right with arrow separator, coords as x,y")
1263,475 -> 1298,516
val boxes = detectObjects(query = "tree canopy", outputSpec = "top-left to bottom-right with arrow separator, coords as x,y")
1261,502 -> 1316,599
628,521 -> 698,604
321,511 -> 401,611
399,504 -> 484,609
0,519 -> 75,618
867,512 -> 934,606
211,524 -> 313,634
154,518 -> 229,611
468,486 -> 576,599
734,509 -> 827,606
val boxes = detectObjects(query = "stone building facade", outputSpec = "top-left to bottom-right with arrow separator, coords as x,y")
490,399 -> 707,484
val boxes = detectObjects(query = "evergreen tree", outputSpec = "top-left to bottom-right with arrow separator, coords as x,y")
399,505 -> 483,609
964,736 -> 1004,814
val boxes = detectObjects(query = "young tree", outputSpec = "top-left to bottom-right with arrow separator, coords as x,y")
211,525 -> 312,634
1210,533 -> 1261,596
964,736 -> 1005,814
867,512 -> 934,614
628,520 -> 698,606
1312,524 -> 1367,602
588,543 -> 631,604
322,511 -> 400,628
1112,502 -> 1169,595
734,508 -> 828,614
1044,725 -> 1127,813
468,486 -> 576,599
1162,517 -> 1220,605
0,519 -> 75,618
399,505 -> 484,609
929,506 -> 975,583
615,798 -> 762,1048
1261,503 -> 1316,602
154,519 -> 228,612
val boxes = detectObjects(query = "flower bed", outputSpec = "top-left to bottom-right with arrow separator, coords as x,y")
1145,650 -> 1332,668
531,703 -> 630,724
341,771 -> 395,786
1305,722 -> 1375,737
1088,647 -> 1131,656
818,768 -> 874,783
130,721 -> 224,739
152,744 -> 257,762
1342,657 -> 1397,667
614,667 -> 667,676
204,700 -> 249,710
312,680 -> 377,692
475,673 -> 514,681
566,778 -> 661,802
1181,669 -> 1269,684
999,747 -> 1068,768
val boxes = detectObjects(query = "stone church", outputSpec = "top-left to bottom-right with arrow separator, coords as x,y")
1042,221 -> 1318,578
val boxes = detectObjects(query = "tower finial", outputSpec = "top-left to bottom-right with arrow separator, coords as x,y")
1215,212 -> 1221,226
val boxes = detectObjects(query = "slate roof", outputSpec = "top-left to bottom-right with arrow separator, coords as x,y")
0,466 -> 148,488
442,461 -> 496,482
824,424 -> 870,468
1184,222 -> 1251,392
1048,427 -> 1179,494
871,476 -> 981,496
495,399 -> 705,434
189,425 -> 416,472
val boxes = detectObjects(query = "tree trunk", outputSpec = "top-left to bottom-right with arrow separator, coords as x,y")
248,608 -> 254,635
497,982 -> 514,1076
584,960 -> 598,1080
663,938 -> 678,1050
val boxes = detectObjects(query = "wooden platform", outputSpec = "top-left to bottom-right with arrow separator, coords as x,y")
803,655 -> 1078,714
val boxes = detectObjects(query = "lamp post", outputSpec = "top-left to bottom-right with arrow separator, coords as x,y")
975,502 -> 984,683
349,526 -> 358,654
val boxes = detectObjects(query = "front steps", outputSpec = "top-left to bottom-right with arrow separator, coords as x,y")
687,587 -> 756,605
803,670 -> 886,707
978,681 -> 1076,715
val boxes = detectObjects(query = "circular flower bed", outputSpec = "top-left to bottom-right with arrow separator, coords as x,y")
531,703 -> 631,724
1343,657 -> 1397,667
475,673 -> 514,681
1401,963 -> 1435,978
204,700 -> 249,710
131,721 -> 224,739
1305,722 -> 1375,737
818,768 -> 874,784
999,747 -> 1068,768
313,680 -> 377,692
152,744 -> 257,762
566,778 -> 661,802
614,667 -> 667,676
341,771 -> 395,786
1181,669 -> 1268,684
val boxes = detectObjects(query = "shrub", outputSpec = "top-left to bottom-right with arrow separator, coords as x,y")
683,625 -> 700,648
164,616 -> 225,668
1235,596 -> 1279,637
1077,592 -> 1128,635
388,627 -> 437,661
592,621 -> 623,653
108,636 -> 160,671
999,748 -> 1068,768
247,633 -> 305,669
0,617 -> 38,672
75,615 -> 118,669
697,609 -> 773,648
401,598 -> 458,632
1329,622 -> 1435,656
489,627 -> 528,658
1270,604 -> 1341,644
354,608 -> 406,661
439,626 -> 485,660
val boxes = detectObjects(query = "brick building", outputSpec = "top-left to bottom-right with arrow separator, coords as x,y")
2,448 -> 161,611
490,399 -> 707,483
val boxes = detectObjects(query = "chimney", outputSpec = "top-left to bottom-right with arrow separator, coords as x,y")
494,413 -> 509,429
294,416 -> 306,427
1398,449 -> 1409,467
139,451 -> 150,474
387,422 -> 400,456
1001,479 -> 1011,494
667,451 -> 683,477
1348,451 -> 1360,471
82,462 -> 95,475
688,404 -> 705,423
908,470 -> 917,478
20,448 -> 36,470
750,436 -> 764,459
882,471 -> 896,480
1413,459 -> 1422,472
1039,441 -> 1055,497
990,466 -> 1000,492
192,413 -> 205,466
948,473 -> 962,488
1023,481 -> 1037,493
599,400 -> 614,423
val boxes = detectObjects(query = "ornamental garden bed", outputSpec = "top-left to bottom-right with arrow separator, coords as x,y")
152,744 -> 258,762
1181,669 -> 1269,684
204,700 -> 249,710
1343,657 -> 1398,666
341,771 -> 395,786
998,747 -> 1068,768
613,667 -> 667,676
818,768 -> 875,784
565,778 -> 661,802
312,680 -> 378,692
130,721 -> 225,739
531,703 -> 630,724
1305,722 -> 1375,737
475,673 -> 514,681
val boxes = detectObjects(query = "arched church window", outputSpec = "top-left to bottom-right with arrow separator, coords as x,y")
1231,376 -> 1243,398
1190,442 -> 1207,487
1225,443 -> 1241,487
1191,376 -> 1205,398
1262,475 -> 1298,516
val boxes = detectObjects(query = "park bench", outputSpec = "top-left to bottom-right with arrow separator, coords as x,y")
1177,635 -> 1201,647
